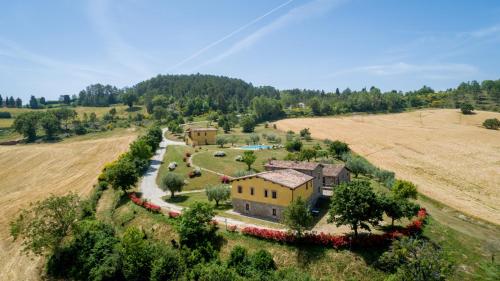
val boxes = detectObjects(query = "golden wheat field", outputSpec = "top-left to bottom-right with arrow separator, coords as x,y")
0,132 -> 136,281
276,109 -> 500,225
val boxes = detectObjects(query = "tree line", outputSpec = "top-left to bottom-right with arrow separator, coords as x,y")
0,94 -> 23,108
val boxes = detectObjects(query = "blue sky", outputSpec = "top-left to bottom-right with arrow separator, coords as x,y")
1,0 -> 500,101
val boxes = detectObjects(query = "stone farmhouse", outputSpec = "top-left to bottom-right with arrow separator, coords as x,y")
185,127 -> 217,146
231,160 -> 350,221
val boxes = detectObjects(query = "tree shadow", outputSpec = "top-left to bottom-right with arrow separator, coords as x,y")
165,195 -> 189,203
125,106 -> 142,112
296,244 -> 327,266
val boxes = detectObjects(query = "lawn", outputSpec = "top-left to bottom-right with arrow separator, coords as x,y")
163,191 -> 232,212
156,144 -> 221,191
191,146 -> 289,176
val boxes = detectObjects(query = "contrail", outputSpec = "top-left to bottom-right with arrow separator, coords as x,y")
167,0 -> 294,71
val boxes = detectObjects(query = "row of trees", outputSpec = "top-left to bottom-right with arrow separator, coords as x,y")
0,94 -> 22,108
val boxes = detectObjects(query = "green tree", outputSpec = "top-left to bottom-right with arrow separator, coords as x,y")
242,150 -> 256,170
299,148 -> 316,162
378,237 -> 454,281
248,134 -> 260,144
10,194 -> 81,256
109,108 -> 117,120
119,227 -> 151,281
328,181 -> 383,237
149,241 -> 184,281
160,172 -> 185,198
380,195 -> 419,227
250,249 -> 276,272
223,121 -> 231,133
227,246 -> 250,276
105,159 -> 139,191
460,103 -> 474,114
122,91 -> 138,108
29,95 -> 39,109
282,197 -> 313,236
240,115 -> 256,133
310,98 -> 321,116
216,135 -> 228,148
178,202 -> 217,248
40,112 -> 60,139
129,139 -> 153,160
227,135 -> 239,146
328,140 -> 350,159
392,179 -> 418,199
205,184 -> 231,207
54,107 -> 77,132
285,138 -> 303,152
13,111 -> 40,142
345,156 -> 369,177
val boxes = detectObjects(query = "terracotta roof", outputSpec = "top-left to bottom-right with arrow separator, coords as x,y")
264,160 -> 320,171
322,164 -> 346,177
233,169 -> 313,189
186,127 -> 217,131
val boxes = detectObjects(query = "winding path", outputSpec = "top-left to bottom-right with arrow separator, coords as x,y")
139,128 -> 283,230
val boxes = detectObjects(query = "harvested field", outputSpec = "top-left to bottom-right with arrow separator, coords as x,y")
0,132 -> 136,281
276,109 -> 500,225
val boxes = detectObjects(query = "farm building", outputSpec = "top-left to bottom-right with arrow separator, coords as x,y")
264,160 -> 323,202
322,164 -> 350,187
185,127 -> 217,145
231,169 -> 314,221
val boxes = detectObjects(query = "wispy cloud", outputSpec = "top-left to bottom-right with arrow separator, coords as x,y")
87,0 -> 154,78
0,38 -> 114,80
193,0 -> 346,70
329,62 -> 478,80
168,0 -> 294,72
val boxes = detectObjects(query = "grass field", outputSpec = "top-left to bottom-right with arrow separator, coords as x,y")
156,145 -> 221,191
0,130 -> 136,281
276,109 -> 500,226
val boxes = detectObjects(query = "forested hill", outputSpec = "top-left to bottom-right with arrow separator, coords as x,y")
127,74 -> 499,116
133,74 -> 280,115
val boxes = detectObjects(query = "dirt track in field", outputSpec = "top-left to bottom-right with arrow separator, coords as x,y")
276,109 -> 500,225
0,133 -> 135,281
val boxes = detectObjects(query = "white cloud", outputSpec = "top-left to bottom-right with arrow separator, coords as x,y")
193,0 -> 346,70
329,62 -> 478,80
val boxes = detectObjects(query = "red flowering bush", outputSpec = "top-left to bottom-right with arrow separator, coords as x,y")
168,211 -> 181,218
128,193 -> 160,212
241,208 -> 429,249
220,175 -> 230,184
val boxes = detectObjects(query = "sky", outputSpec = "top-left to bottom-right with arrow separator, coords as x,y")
1,0 -> 500,101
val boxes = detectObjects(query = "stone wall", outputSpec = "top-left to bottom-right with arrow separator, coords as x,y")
232,198 -> 285,221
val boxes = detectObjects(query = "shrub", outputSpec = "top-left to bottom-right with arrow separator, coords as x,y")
460,103 -> 474,114
483,118 -> 500,130
220,175 -> 230,184
0,111 -> 12,118
185,152 -> 191,157
285,138 -> 303,152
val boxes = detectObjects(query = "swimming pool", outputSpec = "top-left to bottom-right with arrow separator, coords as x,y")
240,145 -> 272,150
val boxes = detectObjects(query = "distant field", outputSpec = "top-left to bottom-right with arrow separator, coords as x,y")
276,109 -> 500,225
0,131 -> 136,281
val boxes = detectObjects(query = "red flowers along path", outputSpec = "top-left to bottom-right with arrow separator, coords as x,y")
129,190 -> 428,249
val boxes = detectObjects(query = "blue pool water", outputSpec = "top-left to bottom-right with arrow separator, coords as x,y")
240,145 -> 272,150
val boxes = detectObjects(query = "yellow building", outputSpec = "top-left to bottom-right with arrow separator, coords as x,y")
185,127 -> 217,146
231,169 -> 314,221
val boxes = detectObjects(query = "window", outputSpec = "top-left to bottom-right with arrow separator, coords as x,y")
306,182 -> 309,190
264,190 -> 268,197
272,191 -> 277,199
197,132 -> 200,136
245,203 -> 250,211
205,132 -> 207,136
272,208 -> 276,216
322,177 -> 325,185
250,187 -> 254,195
238,186 -> 242,193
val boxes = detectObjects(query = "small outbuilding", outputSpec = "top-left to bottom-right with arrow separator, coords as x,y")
185,127 -> 217,146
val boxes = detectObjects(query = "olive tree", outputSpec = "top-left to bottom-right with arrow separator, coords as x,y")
242,150 -> 257,171
282,197 -> 313,236
160,172 -> 185,198
205,184 -> 231,207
